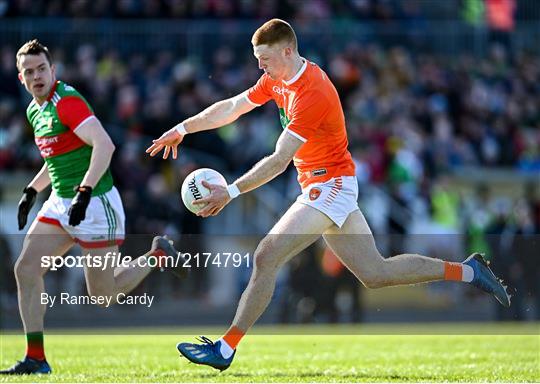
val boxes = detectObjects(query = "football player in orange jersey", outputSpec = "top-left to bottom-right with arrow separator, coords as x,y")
147,19 -> 510,371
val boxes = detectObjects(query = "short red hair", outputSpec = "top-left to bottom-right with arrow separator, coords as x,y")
251,19 -> 297,51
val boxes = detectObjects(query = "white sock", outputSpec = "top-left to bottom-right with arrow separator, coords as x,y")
218,338 -> 235,358
462,264 -> 474,283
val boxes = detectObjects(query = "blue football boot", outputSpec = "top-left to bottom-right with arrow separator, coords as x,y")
0,357 -> 52,375
177,336 -> 235,371
464,253 -> 511,307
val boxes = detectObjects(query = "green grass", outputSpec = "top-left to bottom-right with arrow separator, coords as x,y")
1,324 -> 538,382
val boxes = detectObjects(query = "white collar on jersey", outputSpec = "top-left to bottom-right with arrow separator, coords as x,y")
282,58 -> 307,86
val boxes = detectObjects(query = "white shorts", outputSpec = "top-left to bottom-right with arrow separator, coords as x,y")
36,187 -> 125,249
296,176 -> 359,227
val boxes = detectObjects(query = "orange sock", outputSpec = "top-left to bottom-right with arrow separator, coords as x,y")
222,326 -> 245,350
444,262 -> 463,281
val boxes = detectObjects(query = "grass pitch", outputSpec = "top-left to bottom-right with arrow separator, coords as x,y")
0,324 -> 538,383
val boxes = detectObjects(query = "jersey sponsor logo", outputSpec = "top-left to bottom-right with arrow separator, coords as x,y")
35,136 -> 59,157
272,85 -> 290,95
36,135 -> 60,145
63,84 -> 75,92
35,131 -> 85,158
311,168 -> 327,177
41,147 -> 54,157
309,187 -> 322,201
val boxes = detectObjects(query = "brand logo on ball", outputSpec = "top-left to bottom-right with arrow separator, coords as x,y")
188,178 -> 202,200
181,168 -> 227,214
309,187 -> 321,201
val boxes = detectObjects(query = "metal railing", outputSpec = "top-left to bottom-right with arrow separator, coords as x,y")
2,19 -> 540,57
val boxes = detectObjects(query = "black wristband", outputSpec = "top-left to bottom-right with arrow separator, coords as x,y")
74,185 -> 93,195
23,186 -> 37,196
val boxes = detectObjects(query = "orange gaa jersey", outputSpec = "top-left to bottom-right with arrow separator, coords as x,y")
246,59 -> 355,189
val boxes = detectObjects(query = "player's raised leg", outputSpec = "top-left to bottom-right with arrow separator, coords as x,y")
0,220 -> 74,375
83,245 -> 148,301
82,236 -> 184,303
323,210 -> 510,306
176,202 -> 334,371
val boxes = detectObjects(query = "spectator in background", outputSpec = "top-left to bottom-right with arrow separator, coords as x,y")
320,247 -> 363,323
430,177 -> 460,232
525,183 -> 540,230
486,0 -> 516,48
464,184 -> 493,257
512,200 -> 539,319
0,185 -> 16,323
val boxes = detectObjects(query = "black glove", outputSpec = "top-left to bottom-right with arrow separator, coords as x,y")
17,187 -> 37,230
68,185 -> 92,226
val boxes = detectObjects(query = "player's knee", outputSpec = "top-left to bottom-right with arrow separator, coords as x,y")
14,257 -> 41,282
253,249 -> 275,272
13,261 -> 26,281
253,240 -> 279,273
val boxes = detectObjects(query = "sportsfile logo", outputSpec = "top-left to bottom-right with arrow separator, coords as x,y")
40,252 -> 251,271
41,252 -> 186,271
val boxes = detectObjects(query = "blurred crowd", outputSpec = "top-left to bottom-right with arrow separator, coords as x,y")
1,39 -> 539,228
0,0 -> 477,20
3,0 -> 540,22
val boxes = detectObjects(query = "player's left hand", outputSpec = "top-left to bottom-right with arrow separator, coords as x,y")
193,180 -> 231,217
146,128 -> 184,159
17,186 -> 37,230
68,185 -> 92,226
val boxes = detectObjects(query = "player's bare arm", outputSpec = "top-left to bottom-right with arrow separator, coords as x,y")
16,163 -> 51,230
27,163 -> 51,192
233,130 -> 302,193
195,131 -> 303,217
146,93 -> 256,159
74,117 -> 115,188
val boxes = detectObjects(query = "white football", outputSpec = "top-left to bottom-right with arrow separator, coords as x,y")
181,168 -> 227,214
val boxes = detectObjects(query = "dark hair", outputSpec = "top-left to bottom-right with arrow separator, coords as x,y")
16,39 -> 52,70
251,19 -> 297,51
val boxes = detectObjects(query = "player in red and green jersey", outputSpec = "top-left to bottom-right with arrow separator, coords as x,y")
27,79 -> 114,199
0,39 -> 185,376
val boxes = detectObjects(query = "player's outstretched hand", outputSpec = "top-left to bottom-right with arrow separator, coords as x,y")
17,187 -> 37,230
68,186 -> 92,226
146,128 -> 184,159
193,180 -> 231,217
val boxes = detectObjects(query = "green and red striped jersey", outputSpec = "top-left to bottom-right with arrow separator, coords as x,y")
27,80 -> 113,198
